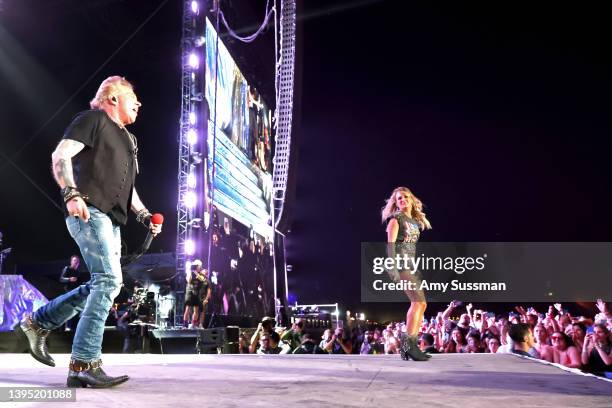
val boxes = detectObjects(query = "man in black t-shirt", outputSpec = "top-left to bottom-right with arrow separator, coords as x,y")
15,76 -> 162,388
59,255 -> 81,331
59,255 -> 81,293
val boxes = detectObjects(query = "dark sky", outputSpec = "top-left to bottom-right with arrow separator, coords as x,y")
0,1 -> 610,321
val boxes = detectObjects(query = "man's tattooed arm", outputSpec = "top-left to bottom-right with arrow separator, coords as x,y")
51,139 -> 86,188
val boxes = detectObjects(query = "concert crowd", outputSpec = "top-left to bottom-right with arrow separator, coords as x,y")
244,300 -> 612,379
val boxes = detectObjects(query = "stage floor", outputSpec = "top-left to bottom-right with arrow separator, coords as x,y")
0,353 -> 610,407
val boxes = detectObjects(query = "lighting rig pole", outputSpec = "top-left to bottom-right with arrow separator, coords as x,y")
175,0 -> 208,327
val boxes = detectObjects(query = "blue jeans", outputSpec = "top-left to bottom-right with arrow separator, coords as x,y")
33,206 -> 122,362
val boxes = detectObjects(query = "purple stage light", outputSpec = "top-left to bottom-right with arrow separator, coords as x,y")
188,53 -> 199,69
185,239 -> 195,256
191,1 -> 199,14
187,128 -> 197,145
189,112 -> 196,125
184,191 -> 197,208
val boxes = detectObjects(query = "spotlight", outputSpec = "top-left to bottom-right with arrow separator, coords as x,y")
184,191 -> 197,208
185,239 -> 196,256
187,128 -> 198,145
191,1 -> 199,14
187,172 -> 197,188
189,112 -> 197,125
188,53 -> 199,69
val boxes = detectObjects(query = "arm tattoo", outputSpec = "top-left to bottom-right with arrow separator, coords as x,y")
53,157 -> 76,188
51,139 -> 85,188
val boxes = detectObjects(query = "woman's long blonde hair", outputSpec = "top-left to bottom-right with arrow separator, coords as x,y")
381,186 -> 432,230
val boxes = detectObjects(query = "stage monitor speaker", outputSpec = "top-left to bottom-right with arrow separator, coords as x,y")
197,326 -> 240,354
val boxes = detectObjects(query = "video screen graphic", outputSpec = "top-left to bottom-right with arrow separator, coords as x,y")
205,18 -> 273,240
203,19 -> 275,319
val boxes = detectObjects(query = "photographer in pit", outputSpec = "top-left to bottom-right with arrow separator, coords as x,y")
323,327 -> 353,354
360,330 -> 384,355
249,316 -> 276,353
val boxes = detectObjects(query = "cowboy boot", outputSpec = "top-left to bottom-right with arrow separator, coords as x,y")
67,358 -> 129,388
14,314 -> 55,367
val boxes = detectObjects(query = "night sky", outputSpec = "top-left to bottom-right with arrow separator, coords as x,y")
0,1 -> 610,321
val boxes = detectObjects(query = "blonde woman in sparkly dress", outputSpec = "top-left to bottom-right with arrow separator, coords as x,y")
382,186 -> 432,361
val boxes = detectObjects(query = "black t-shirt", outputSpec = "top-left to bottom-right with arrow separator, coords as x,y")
62,110 -> 138,225
60,266 -> 80,291
588,345 -> 612,374
199,278 -> 210,300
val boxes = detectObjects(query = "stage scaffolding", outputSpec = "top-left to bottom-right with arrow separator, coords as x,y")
176,1 -> 297,327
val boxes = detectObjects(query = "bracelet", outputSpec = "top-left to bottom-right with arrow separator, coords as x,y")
62,187 -> 89,203
135,208 -> 152,225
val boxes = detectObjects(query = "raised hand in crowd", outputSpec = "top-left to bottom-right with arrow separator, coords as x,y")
595,299 -> 610,322
515,305 -> 527,316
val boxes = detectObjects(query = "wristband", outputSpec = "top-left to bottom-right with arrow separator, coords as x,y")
136,208 -> 152,225
61,187 -> 88,203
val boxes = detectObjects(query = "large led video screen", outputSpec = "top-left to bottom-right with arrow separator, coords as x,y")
205,18 -> 273,240
203,19 -> 275,319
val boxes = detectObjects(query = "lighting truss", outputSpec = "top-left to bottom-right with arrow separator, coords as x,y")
175,0 -> 206,325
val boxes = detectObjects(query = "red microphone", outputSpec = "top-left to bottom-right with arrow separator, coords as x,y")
143,213 -> 164,251
150,213 -> 164,225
